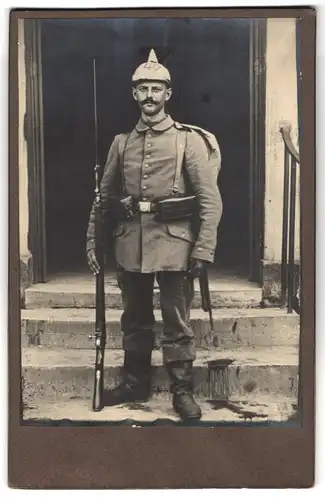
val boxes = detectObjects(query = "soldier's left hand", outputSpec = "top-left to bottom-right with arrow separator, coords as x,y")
188,258 -> 205,278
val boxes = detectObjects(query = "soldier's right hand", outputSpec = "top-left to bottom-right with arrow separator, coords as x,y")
87,249 -> 100,275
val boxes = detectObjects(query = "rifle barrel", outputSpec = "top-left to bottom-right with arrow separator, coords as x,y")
93,58 -> 98,167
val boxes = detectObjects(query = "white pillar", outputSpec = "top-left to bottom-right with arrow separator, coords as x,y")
18,19 -> 33,297
264,18 -> 300,264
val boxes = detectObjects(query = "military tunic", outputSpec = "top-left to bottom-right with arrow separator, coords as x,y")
86,115 -> 222,272
86,115 -> 222,364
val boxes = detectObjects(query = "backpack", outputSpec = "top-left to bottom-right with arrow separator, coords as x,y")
174,122 -> 221,185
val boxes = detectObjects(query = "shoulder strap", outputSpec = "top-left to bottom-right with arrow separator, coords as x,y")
118,132 -> 130,159
171,128 -> 187,195
117,132 -> 131,194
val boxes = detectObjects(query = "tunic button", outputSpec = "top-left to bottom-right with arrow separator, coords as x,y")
146,153 -> 151,158
143,185 -> 147,190
147,143 -> 152,148
144,164 -> 149,168
147,133 -> 152,138
143,174 -> 148,179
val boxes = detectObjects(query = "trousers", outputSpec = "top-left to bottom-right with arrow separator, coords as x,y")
117,270 -> 196,364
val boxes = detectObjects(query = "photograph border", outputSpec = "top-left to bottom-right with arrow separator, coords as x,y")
8,7 -> 315,488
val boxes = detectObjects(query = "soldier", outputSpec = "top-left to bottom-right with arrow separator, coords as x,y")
86,49 -> 222,421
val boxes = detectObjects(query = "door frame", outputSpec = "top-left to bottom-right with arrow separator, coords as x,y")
249,18 -> 267,284
24,18 -> 47,283
25,17 -> 267,284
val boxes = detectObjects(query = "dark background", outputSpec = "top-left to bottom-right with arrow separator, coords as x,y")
41,18 -> 250,273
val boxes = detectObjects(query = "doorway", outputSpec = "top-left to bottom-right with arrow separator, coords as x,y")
36,17 -> 262,277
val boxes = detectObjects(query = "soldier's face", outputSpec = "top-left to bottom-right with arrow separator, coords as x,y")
132,81 -> 172,116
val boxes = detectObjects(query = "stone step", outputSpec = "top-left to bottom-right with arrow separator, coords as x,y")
22,347 -> 299,407
22,393 -> 299,426
21,307 -> 299,350
24,272 -> 262,309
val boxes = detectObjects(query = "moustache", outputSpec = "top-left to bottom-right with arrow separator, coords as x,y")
141,99 -> 157,105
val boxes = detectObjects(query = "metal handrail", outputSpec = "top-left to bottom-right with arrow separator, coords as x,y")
280,125 -> 300,163
279,124 -> 300,314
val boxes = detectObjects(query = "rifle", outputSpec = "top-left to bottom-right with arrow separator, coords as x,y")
88,58 -> 107,411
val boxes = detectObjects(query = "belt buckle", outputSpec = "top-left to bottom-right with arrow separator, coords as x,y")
138,201 -> 151,212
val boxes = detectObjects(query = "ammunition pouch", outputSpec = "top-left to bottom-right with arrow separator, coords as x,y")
119,195 -> 137,220
155,195 -> 197,222
105,195 -> 136,223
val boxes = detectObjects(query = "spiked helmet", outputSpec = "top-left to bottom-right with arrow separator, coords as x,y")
132,49 -> 171,86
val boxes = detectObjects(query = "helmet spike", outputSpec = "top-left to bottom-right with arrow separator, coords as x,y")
148,49 -> 159,63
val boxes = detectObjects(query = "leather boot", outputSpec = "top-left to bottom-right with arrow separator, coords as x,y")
166,360 -> 202,421
105,351 -> 152,406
